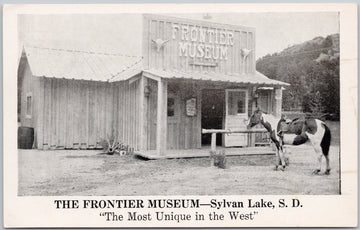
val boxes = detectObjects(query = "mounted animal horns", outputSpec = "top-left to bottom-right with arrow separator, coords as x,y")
152,38 -> 170,52
241,48 -> 252,59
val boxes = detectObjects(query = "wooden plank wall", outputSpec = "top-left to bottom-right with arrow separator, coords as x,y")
166,81 -> 201,150
37,77 -> 141,150
39,78 -> 114,149
145,78 -> 158,150
166,90 -> 180,150
112,78 -> 141,151
143,15 -> 256,75
19,56 -> 41,148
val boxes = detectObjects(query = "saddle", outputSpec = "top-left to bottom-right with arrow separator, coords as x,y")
277,117 -> 304,137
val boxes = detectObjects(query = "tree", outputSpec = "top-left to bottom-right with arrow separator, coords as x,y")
309,91 -> 325,114
256,34 -> 339,120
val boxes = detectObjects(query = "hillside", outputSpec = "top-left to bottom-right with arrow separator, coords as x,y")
256,34 -> 339,119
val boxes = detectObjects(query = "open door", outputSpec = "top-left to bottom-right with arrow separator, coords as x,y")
224,89 -> 248,147
201,89 -> 225,146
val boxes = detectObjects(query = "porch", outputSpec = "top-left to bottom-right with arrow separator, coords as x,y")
135,68 -> 286,157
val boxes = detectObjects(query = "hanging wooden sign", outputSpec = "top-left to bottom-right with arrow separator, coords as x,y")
186,98 -> 197,116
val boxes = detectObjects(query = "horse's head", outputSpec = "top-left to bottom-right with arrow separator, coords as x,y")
247,108 -> 263,129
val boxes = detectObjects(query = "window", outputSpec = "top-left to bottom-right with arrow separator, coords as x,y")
228,91 -> 247,115
167,97 -> 175,117
26,95 -> 32,117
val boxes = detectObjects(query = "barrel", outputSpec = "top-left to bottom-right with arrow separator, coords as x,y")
18,127 -> 34,149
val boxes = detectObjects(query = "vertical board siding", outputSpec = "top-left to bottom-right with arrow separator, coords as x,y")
124,82 -> 130,145
143,15 -> 256,75
113,83 -> 119,146
146,79 -> 157,150
73,80 -> 81,148
94,82 -> 101,148
166,81 -> 201,150
37,78 -> 141,150
79,81 -> 87,148
43,78 -> 51,149
119,82 -> 124,144
88,82 -> 96,148
166,90 -> 180,149
112,78 -> 141,151
58,79 -> 67,148
50,79 -> 57,148
36,77 -> 45,149
107,84 -> 114,140
65,80 -> 74,148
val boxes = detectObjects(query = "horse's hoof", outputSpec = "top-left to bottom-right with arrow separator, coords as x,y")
279,165 -> 286,171
312,169 -> 321,175
273,166 -> 279,171
325,169 -> 331,175
285,157 -> 290,166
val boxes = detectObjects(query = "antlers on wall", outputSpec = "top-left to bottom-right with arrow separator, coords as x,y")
241,48 -> 252,60
152,38 -> 170,52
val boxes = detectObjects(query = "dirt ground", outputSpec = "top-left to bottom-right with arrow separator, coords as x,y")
18,142 -> 340,196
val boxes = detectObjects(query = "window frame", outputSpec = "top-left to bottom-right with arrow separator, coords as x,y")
25,93 -> 32,119
225,89 -> 248,116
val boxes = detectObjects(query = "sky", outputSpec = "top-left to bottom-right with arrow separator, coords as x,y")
18,12 -> 339,59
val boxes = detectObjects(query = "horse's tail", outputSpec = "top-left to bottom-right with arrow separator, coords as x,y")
320,123 -> 331,156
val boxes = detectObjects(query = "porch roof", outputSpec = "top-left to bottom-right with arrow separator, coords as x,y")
143,69 -> 289,87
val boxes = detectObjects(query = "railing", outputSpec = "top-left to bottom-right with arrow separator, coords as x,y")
202,128 -> 268,151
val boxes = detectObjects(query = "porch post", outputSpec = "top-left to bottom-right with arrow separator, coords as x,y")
273,87 -> 282,118
156,78 -> 167,155
249,86 -> 257,147
211,133 -> 217,151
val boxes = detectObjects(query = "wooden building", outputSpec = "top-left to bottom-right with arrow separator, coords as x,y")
18,14 -> 289,156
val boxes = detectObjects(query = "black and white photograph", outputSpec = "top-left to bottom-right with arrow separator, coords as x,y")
3,3 -> 358,228
17,12 -> 341,196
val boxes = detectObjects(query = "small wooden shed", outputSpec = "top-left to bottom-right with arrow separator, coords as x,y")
18,14 -> 289,156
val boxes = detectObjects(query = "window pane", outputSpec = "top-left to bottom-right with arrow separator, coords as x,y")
228,91 -> 246,115
167,97 -> 175,117
237,92 -> 246,113
26,96 -> 32,116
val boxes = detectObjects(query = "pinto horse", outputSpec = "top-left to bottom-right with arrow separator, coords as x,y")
248,109 -> 331,174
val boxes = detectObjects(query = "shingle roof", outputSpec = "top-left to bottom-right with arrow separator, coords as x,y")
143,69 -> 289,86
23,46 -> 143,82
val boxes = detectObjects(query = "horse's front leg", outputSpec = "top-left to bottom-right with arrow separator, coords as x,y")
312,144 -> 323,175
325,155 -> 331,175
274,144 -> 286,171
278,138 -> 287,170
278,147 -> 287,169
274,147 -> 280,171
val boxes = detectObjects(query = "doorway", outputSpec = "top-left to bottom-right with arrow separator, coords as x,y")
224,89 -> 248,147
201,89 -> 225,146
